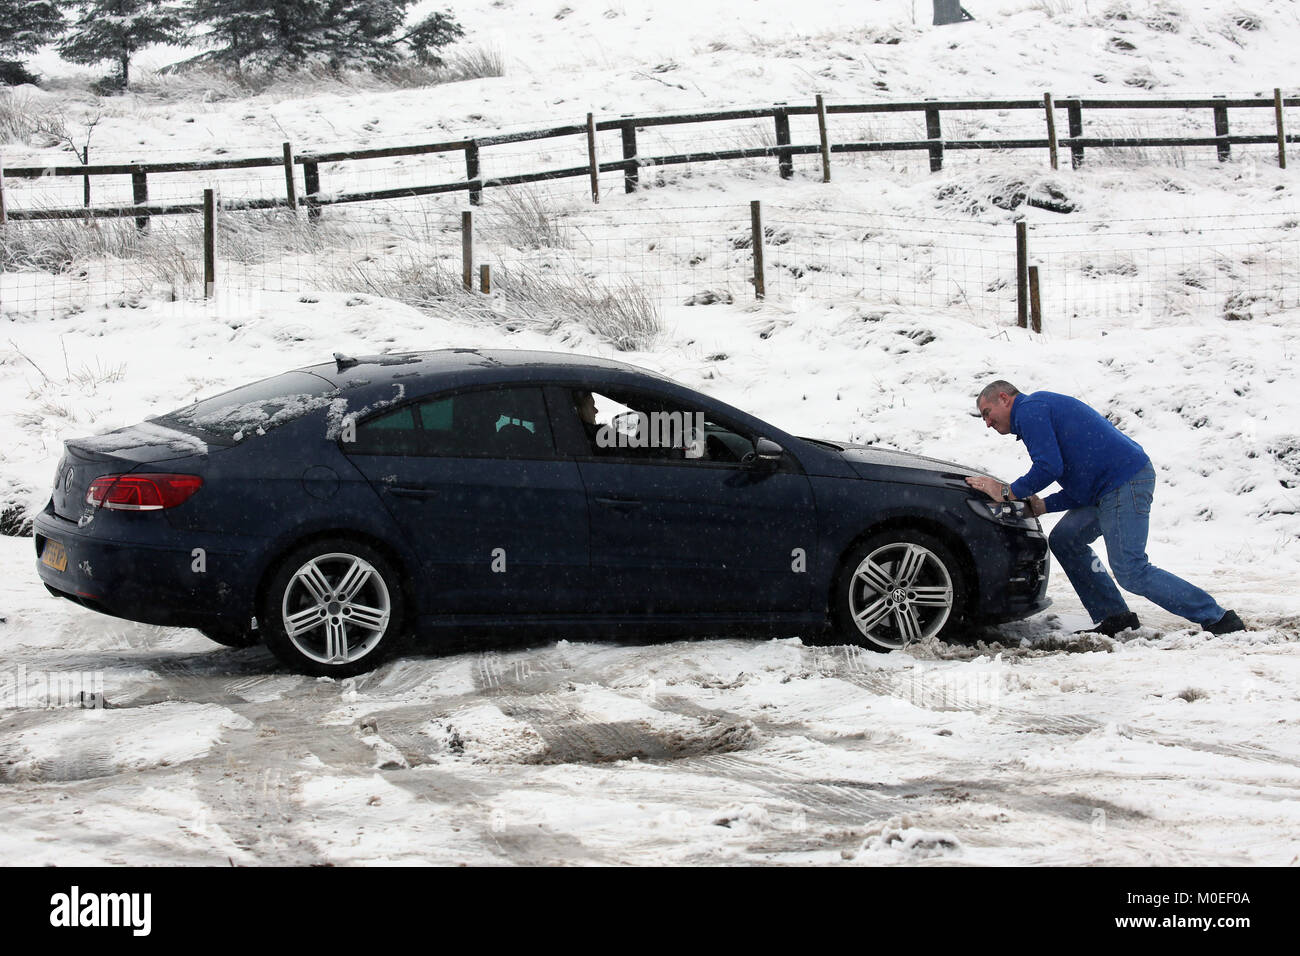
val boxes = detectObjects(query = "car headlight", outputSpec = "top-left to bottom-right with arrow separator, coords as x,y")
967,497 -> 1037,527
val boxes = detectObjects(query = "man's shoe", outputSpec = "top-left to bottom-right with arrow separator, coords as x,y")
1076,611 -> 1140,637
1204,610 -> 1246,635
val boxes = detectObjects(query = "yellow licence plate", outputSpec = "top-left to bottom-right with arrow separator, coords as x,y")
42,540 -> 68,572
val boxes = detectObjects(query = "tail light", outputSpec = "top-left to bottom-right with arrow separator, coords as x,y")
85,474 -> 203,511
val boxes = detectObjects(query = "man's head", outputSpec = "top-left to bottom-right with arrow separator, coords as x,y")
975,380 -> 1020,435
575,390 -> 598,426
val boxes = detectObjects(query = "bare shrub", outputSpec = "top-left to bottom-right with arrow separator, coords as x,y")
494,264 -> 661,351
1102,2 -> 1182,33
335,252 -> 471,309
438,45 -> 506,81
336,254 -> 661,352
0,504 -> 32,537
216,208 -> 350,263
0,217 -> 143,273
0,214 -> 210,293
487,188 -> 573,250
0,89 -> 41,143
1094,123 -> 1189,168
133,49 -> 504,103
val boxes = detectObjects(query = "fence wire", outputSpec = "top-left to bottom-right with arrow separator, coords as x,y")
1031,213 -> 1300,336
6,192 -> 1297,339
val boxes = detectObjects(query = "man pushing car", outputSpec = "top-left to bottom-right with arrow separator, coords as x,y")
965,380 -> 1244,637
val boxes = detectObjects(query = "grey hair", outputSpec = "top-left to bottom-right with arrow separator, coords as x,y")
976,380 -> 1020,406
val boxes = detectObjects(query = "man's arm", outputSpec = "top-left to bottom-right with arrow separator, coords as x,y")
1042,489 -> 1086,513
1008,402 -> 1065,499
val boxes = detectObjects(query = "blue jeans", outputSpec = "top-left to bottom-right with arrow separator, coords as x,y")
1048,462 -> 1225,627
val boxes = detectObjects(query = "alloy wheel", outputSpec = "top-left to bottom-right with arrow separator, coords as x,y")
280,552 -> 392,665
849,542 -> 954,650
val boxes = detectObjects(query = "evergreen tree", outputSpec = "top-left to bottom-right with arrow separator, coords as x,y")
59,1 -> 187,89
0,0 -> 67,85
187,1 -> 463,71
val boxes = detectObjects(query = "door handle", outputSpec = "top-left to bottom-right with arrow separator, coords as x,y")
388,485 -> 441,499
594,495 -> 642,511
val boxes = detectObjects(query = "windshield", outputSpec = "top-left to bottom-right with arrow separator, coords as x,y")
154,371 -> 339,440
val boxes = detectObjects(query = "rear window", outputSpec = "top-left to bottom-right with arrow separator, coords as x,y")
155,371 -> 340,440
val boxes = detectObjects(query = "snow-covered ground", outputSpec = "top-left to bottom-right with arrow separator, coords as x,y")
3,531 -> 1299,865
2,0 -> 1299,865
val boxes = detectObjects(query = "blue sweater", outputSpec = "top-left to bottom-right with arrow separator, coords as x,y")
1008,392 -> 1149,512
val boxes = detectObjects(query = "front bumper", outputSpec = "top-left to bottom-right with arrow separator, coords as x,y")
971,524 -> 1051,624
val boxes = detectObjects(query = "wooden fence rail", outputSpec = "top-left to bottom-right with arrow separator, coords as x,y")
0,92 -> 1295,225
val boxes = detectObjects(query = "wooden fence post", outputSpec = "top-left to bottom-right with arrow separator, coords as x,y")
203,189 -> 216,299
303,161 -> 321,222
816,94 -> 831,183
465,141 -> 481,206
925,99 -> 943,172
0,154 -> 7,225
1043,92 -> 1059,171
1065,98 -> 1084,168
1028,265 -> 1042,334
750,200 -> 766,300
1213,95 -> 1230,162
586,113 -> 600,204
131,168 -> 149,231
480,263 -> 491,294
773,106 -> 793,179
620,118 -> 638,193
1275,88 -> 1287,170
83,146 -> 91,208
282,142 -> 297,211
462,210 -> 473,291
1015,219 -> 1028,329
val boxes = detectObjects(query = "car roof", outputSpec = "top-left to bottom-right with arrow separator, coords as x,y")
301,348 -> 678,393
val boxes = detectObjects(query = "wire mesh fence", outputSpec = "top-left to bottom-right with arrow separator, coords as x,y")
1031,212 -> 1300,336
761,207 -> 1013,315
3,89 -> 1298,332
6,191 -> 1297,341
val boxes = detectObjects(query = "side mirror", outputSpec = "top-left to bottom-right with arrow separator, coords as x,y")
742,438 -> 784,468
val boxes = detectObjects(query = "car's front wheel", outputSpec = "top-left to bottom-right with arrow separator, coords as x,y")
831,529 -> 967,652
260,539 -> 407,676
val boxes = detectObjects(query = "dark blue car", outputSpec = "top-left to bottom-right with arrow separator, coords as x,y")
34,349 -> 1049,675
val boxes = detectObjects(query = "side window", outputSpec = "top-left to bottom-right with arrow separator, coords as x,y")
351,387 -> 555,458
572,388 -> 755,465
351,405 -> 423,455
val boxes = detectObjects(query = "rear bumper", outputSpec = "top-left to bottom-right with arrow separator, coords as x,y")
33,504 -> 256,630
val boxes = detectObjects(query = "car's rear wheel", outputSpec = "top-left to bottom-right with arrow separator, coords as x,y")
260,539 -> 406,676
831,529 -> 967,652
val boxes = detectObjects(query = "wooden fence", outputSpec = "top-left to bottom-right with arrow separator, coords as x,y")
0,91 -> 1295,225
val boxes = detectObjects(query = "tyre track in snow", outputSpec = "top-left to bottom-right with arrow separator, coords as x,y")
465,648 -> 903,831
799,645 -> 1298,767
469,648 -> 722,763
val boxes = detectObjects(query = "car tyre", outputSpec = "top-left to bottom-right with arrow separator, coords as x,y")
830,529 -> 967,652
260,539 -> 407,677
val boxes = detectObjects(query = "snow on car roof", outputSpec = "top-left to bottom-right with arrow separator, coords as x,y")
302,348 -> 675,391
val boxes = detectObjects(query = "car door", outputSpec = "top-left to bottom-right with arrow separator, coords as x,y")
553,385 -> 816,615
343,385 -> 590,615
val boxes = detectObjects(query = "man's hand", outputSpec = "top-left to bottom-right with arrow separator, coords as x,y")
1026,494 -> 1046,518
965,475 -> 1008,500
